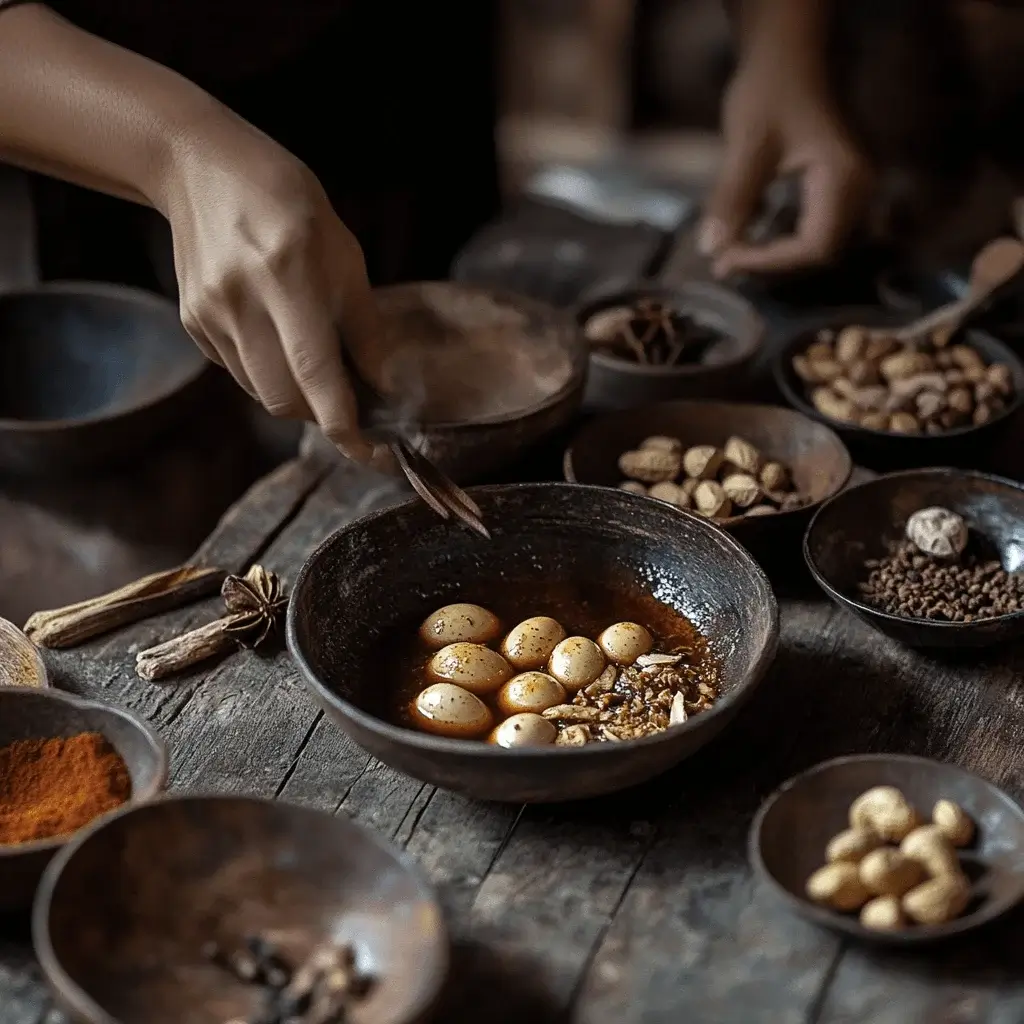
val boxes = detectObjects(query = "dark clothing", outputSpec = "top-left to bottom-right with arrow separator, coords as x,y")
17,1 -> 500,289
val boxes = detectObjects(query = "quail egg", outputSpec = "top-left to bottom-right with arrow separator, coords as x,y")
548,636 -> 606,691
489,713 -> 557,749
411,683 -> 493,739
418,603 -> 501,649
427,642 -> 512,695
497,671 -> 566,716
597,621 -> 654,665
501,616 -> 567,670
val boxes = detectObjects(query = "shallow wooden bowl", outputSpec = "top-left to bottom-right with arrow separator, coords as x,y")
575,281 -> 764,411
0,688 -> 166,911
287,482 -> 779,804
750,754 -> 1024,945
563,400 -> 852,565
804,468 -> 1024,648
0,616 -> 48,689
34,795 -> 448,1024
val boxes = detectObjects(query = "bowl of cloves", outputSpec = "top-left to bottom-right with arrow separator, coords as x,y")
34,795 -> 447,1024
575,281 -> 765,411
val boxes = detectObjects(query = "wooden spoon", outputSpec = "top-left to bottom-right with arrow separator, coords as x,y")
895,237 -> 1024,344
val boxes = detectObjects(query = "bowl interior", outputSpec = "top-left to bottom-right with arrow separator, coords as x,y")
0,690 -> 165,854
39,797 -> 445,1024
577,282 -> 762,376
774,310 -> 1024,440
564,401 -> 852,511
290,483 -> 777,750
0,287 -> 204,424
754,755 -> 1024,941
805,470 -> 1024,610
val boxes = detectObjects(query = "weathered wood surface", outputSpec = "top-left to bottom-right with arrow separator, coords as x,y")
3,450 -> 1024,1024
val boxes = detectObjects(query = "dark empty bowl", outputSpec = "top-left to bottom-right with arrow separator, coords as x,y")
0,688 -> 167,911
563,401 -> 852,562
287,482 -> 779,803
804,468 -> 1024,648
575,280 -> 764,411
33,795 -> 447,1024
750,754 -> 1024,944
772,307 -> 1024,471
0,282 -> 209,474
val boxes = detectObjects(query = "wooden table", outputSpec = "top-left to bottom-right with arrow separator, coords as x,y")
4,442 -> 1024,1024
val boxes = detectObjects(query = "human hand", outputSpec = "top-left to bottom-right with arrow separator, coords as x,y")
698,53 -> 873,278
161,120 -> 390,468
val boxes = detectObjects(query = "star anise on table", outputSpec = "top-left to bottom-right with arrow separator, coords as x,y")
221,564 -> 288,648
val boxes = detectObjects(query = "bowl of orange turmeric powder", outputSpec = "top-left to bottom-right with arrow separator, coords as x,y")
0,687 -> 167,910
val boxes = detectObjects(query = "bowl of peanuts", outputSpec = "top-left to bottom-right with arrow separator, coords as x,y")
750,754 -> 1024,944
772,308 -> 1024,471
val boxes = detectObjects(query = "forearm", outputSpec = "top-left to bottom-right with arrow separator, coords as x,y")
0,3 -> 245,212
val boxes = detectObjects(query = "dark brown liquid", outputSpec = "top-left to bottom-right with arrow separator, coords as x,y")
375,581 -> 715,733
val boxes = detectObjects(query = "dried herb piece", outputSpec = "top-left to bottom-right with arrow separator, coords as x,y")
135,565 -> 287,682
24,565 -> 226,649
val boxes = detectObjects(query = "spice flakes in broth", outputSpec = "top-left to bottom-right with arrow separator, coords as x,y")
378,581 -> 719,745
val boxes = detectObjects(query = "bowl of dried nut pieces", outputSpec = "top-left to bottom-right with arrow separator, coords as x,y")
804,468 -> 1024,648
563,401 -> 852,564
772,308 -> 1024,470
750,754 -> 1024,944
576,281 -> 765,411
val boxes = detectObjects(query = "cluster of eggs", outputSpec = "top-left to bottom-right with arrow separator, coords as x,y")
412,603 -> 654,747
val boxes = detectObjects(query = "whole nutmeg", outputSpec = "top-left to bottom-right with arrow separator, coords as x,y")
693,480 -> 732,519
682,445 -> 724,481
721,472 -> 760,509
835,325 -> 868,364
932,800 -> 975,848
759,461 -> 790,492
618,481 -> 647,495
640,435 -> 683,455
902,875 -> 970,926
860,895 -> 906,932
617,448 -> 681,484
648,481 -> 690,508
905,506 -> 968,559
723,436 -> 763,475
806,862 -> 870,912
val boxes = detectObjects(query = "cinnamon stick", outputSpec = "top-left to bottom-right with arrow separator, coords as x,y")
135,612 -> 251,681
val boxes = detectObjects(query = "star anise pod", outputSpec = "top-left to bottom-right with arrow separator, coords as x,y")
221,564 -> 288,648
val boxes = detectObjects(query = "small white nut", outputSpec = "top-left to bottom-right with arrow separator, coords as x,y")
826,827 -> 882,865
693,480 -> 732,519
682,445 -> 724,481
899,825 -> 961,878
932,800 -> 975,848
905,506 -> 968,559
723,436 -> 763,475
759,461 -> 791,492
648,481 -> 690,507
617,448 -> 681,484
860,895 -> 906,932
849,786 -> 920,842
805,862 -> 870,912
721,473 -> 761,509
640,435 -> 683,454
858,848 -> 926,897
618,480 -> 648,495
902,874 -> 971,925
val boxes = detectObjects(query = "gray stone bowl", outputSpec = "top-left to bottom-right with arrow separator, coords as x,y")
287,482 -> 779,804
0,688 -> 167,911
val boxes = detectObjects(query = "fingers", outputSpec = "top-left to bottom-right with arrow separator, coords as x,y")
712,154 -> 869,277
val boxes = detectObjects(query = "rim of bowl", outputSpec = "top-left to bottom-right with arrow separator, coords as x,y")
803,466 -> 1024,632
32,792 -> 450,1024
577,281 -> 765,379
0,687 -> 168,859
562,399 -> 854,527
286,481 -> 780,759
371,282 -> 589,431
748,752 -> 1024,943
772,311 -> 1024,440
0,281 -> 209,433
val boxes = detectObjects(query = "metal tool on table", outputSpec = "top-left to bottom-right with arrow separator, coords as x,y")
342,348 -> 490,539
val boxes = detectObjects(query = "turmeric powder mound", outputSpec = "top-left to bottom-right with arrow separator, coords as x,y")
0,731 -> 132,845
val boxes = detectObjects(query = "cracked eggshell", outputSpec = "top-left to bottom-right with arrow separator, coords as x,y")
419,603 -> 501,649
411,683 -> 493,739
427,643 -> 512,695
501,616 -> 567,670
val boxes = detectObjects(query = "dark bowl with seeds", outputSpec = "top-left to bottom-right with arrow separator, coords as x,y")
288,482 -> 779,803
33,794 -> 447,1024
575,280 -> 765,411
772,308 -> 1024,472
804,468 -> 1024,648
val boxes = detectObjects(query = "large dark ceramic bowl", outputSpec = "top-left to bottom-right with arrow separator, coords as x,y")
772,307 -> 1024,471
563,400 -> 852,565
751,754 -> 1024,945
287,483 -> 779,803
575,280 -> 764,411
804,468 -> 1024,648
34,795 -> 447,1024
0,283 -> 210,474
0,688 -> 167,910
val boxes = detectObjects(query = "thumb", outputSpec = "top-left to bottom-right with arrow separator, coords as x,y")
699,131 -> 775,257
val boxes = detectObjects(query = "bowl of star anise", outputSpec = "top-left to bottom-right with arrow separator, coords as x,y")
575,281 -> 765,411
